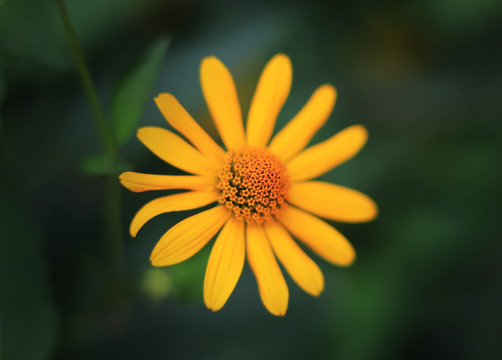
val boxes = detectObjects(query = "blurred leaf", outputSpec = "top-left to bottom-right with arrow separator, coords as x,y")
80,154 -> 131,176
0,174 -> 58,359
0,0 -> 159,80
168,246 -> 210,301
111,37 -> 170,146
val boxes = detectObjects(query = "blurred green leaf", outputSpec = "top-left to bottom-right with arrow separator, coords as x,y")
0,0 -> 159,79
168,246 -> 209,301
111,37 -> 170,146
80,154 -> 131,176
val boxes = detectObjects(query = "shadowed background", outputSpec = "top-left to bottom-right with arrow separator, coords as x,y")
1,0 -> 501,359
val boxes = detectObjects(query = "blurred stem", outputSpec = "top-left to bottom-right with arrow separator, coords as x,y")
56,0 -> 116,159
104,176 -> 124,284
57,0 -> 123,283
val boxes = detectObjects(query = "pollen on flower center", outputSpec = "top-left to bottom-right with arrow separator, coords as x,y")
217,148 -> 289,224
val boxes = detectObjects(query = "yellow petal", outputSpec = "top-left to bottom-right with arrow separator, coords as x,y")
130,191 -> 219,237
200,56 -> 245,150
119,171 -> 216,192
288,181 -> 378,223
264,219 -> 324,296
268,85 -> 336,161
137,127 -> 218,176
150,206 -> 231,266
246,54 -> 292,148
154,93 -> 225,163
277,206 -> 356,266
286,125 -> 368,181
204,217 -> 245,311
246,223 -> 288,316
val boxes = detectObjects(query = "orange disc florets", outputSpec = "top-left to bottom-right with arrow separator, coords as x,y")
217,148 -> 289,224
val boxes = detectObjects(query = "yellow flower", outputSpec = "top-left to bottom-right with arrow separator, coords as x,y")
119,54 -> 378,316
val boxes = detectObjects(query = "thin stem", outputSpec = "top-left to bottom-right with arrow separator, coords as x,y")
104,176 -> 124,282
56,0 -> 116,159
57,0 -> 123,284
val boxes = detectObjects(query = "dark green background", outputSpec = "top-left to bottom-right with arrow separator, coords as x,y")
1,0 -> 501,359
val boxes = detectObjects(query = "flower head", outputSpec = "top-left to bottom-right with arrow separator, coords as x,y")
119,54 -> 378,316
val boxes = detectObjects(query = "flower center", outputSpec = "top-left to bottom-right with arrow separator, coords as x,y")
217,148 -> 289,224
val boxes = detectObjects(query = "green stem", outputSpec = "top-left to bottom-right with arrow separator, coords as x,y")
56,0 -> 116,159
57,0 -> 123,283
104,176 -> 124,282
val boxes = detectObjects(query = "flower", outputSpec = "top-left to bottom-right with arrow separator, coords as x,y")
119,54 -> 378,316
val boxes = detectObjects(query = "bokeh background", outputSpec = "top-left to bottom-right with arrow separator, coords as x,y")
1,0 -> 502,359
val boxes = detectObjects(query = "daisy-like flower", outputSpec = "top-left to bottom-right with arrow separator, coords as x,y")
119,54 -> 377,316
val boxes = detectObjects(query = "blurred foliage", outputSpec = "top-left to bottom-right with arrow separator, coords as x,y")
0,0 -> 159,81
0,176 -> 58,359
1,0 -> 502,360
111,37 -> 170,146
141,268 -> 175,304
